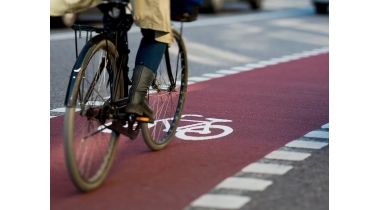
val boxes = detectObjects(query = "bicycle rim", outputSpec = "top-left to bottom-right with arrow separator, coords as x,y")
63,36 -> 123,192
141,29 -> 188,151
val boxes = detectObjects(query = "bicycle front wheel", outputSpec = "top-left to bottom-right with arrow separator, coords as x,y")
63,35 -> 124,192
141,29 -> 188,151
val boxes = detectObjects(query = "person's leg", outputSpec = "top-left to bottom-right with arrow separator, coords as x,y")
125,29 -> 166,118
135,29 -> 167,73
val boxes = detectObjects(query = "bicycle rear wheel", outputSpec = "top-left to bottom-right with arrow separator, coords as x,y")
141,29 -> 188,151
63,35 -> 124,192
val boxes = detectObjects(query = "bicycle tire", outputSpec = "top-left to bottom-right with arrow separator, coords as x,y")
141,29 -> 188,151
63,35 -> 124,192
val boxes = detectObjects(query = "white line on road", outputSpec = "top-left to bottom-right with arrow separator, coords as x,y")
265,151 -> 311,161
285,140 -> 329,149
190,194 -> 251,209
245,63 -> 268,69
230,66 -> 253,71
50,107 -> 66,112
216,70 -> 241,74
321,123 -> 329,129
202,73 -> 226,78
242,163 -> 293,175
216,177 -> 273,191
51,107 -> 80,112
187,77 -> 212,82
304,130 -> 329,139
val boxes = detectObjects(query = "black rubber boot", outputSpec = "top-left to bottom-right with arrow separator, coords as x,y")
125,65 -> 155,118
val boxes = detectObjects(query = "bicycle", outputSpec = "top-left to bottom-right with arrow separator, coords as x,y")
62,0 -> 195,192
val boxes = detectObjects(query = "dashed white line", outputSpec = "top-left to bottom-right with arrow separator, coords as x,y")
202,73 -> 226,78
50,107 -> 66,112
245,63 -> 267,68
216,70 -> 241,74
268,57 -> 288,63
51,107 -> 80,112
230,66 -> 253,71
286,140 -> 329,149
257,60 -> 279,66
304,130 -> 329,139
86,101 -> 105,106
190,194 -> 251,209
265,150 -> 311,161
321,123 -> 329,129
281,54 -> 302,61
187,77 -> 212,82
216,177 -> 273,191
242,162 -> 293,175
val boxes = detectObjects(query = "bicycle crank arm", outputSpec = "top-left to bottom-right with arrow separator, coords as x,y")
106,120 -> 140,140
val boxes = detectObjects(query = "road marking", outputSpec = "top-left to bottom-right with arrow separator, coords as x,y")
51,107 -> 80,112
216,177 -> 273,191
86,101 -> 105,106
286,140 -> 329,149
281,54 -> 304,61
257,59 -> 281,66
216,70 -> 241,74
50,107 -> 66,112
245,63 -> 267,69
242,163 -> 293,175
227,23 -> 263,35
186,41 -> 252,63
304,130 -> 329,139
265,151 -> 311,161
269,30 -> 329,46
187,77 -> 212,82
190,194 -> 251,209
230,66 -> 253,71
270,18 -> 329,34
50,116 -> 56,118
321,123 -> 329,129
202,73 -> 226,78
187,53 -> 226,66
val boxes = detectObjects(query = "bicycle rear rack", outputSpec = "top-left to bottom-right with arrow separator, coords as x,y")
71,24 -> 118,58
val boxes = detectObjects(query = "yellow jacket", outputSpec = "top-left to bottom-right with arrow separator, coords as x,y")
50,0 -> 173,43
131,0 -> 173,44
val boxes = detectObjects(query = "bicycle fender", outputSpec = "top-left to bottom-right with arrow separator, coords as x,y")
64,35 -> 113,107
64,42 -> 92,107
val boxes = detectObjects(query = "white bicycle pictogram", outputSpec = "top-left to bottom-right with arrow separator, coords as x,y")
147,114 -> 233,140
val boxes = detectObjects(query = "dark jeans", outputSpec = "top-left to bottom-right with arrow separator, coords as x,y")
135,29 -> 167,73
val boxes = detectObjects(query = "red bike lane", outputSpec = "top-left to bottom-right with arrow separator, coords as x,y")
50,53 -> 328,210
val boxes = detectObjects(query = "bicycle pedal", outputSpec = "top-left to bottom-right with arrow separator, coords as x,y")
136,116 -> 154,123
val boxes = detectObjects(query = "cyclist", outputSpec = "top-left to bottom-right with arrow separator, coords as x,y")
50,0 -> 173,120
127,1 -> 173,120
